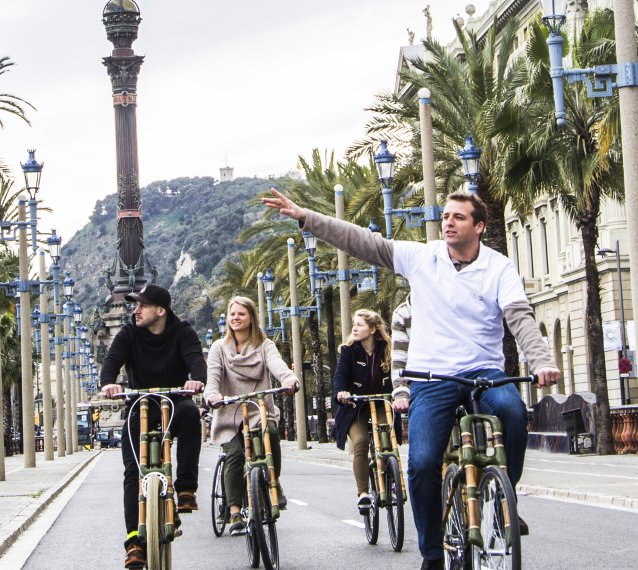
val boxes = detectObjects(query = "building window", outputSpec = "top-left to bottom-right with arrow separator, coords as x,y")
511,231 -> 520,273
554,209 -> 562,254
540,218 -> 550,275
525,225 -> 534,277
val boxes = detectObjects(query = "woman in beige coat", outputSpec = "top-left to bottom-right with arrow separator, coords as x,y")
205,296 -> 298,536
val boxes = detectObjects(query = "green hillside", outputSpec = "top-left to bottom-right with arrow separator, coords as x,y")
60,175 -> 278,336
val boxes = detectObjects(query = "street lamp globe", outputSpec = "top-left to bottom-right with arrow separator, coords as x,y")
458,135 -> 481,194
541,0 -> 567,32
262,268 -> 275,299
218,313 -> 227,336
62,273 -> 75,300
31,306 -> 41,328
73,304 -> 83,325
374,140 -> 396,187
205,328 -> 213,348
46,230 -> 62,263
20,149 -> 43,199
302,231 -> 317,257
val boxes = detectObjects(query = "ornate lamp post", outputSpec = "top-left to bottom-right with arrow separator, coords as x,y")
46,230 -> 66,457
374,140 -> 442,244
458,135 -> 481,195
218,314 -> 227,337
62,273 -> 76,454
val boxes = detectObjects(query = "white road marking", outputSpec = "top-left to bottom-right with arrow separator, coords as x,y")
0,458 -> 100,569
288,499 -> 308,506
342,519 -> 365,529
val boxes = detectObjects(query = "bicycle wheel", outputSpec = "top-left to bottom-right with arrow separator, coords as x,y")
250,466 -> 279,570
384,455 -> 404,552
363,462 -> 379,545
243,483 -> 260,568
211,454 -> 227,537
442,463 -> 468,570
471,465 -> 521,570
146,475 -> 171,570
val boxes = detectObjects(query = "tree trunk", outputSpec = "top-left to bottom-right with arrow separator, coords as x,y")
481,189 -> 520,375
308,313 -> 328,443
279,339 -> 296,441
581,213 -> 614,454
324,286 -> 337,379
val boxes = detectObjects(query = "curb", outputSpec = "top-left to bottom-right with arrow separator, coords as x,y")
0,451 -> 102,558
516,483 -> 638,511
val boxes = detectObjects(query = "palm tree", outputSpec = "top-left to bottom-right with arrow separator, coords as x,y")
1,57 -> 35,183
348,17 -> 525,373
494,12 -> 623,454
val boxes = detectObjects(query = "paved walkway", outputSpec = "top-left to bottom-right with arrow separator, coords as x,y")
0,450 -> 100,558
1,442 -> 637,559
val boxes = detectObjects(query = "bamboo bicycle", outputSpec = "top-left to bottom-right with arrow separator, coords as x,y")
211,385 -> 295,570
400,370 -> 536,570
115,387 -> 194,570
344,393 -> 407,552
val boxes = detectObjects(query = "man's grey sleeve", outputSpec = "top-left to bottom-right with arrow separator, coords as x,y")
504,300 -> 556,372
302,210 -> 394,270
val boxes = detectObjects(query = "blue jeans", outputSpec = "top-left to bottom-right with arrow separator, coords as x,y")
407,368 -> 528,560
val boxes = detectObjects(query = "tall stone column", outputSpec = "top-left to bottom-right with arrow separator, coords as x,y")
102,0 -> 147,305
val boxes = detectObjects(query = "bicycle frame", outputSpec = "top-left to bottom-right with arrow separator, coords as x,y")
116,388 -> 194,547
401,370 -> 536,550
349,394 -> 407,507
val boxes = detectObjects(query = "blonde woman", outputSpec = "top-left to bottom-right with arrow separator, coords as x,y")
333,309 -> 401,512
205,296 -> 298,536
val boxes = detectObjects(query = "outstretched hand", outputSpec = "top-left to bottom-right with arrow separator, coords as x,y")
262,188 -> 307,223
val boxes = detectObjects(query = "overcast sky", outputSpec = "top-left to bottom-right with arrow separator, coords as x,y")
1,0 -> 489,242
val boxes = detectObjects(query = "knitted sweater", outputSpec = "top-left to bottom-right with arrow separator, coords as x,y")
391,296 -> 412,387
204,338 -> 297,444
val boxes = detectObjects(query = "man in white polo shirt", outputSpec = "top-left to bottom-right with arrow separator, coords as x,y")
263,188 -> 560,570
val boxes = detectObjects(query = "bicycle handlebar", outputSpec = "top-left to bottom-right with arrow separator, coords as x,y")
209,384 -> 298,410
399,370 -> 537,388
344,393 -> 393,403
113,387 -> 196,399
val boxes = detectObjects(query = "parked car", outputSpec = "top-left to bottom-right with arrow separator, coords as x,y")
96,429 -> 118,448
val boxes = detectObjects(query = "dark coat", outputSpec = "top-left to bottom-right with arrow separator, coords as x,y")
332,341 -> 402,450
99,311 -> 207,389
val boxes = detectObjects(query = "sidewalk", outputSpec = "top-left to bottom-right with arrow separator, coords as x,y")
280,440 -> 638,511
0,449 -> 100,557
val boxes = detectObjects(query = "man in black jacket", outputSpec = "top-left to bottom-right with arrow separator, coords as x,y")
100,284 -> 206,568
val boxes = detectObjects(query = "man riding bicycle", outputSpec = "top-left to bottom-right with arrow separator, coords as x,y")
263,189 -> 560,570
100,284 -> 206,568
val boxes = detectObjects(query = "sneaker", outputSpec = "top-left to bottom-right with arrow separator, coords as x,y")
124,539 -> 145,569
177,490 -> 198,513
519,515 -> 529,536
357,493 -> 372,514
420,558 -> 443,570
229,512 -> 247,536
276,483 -> 287,510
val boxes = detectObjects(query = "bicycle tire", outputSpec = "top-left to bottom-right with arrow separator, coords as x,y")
363,462 -> 379,545
385,455 -> 404,552
243,482 -> 260,568
211,454 -> 227,537
250,466 -> 279,570
471,465 -> 521,570
442,463 -> 468,570
146,475 -> 171,570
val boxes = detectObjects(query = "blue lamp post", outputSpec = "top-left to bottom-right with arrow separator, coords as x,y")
374,140 -> 442,240
458,135 -> 482,194
218,313 -> 227,337
46,230 -> 66,457
260,268 -> 291,340
205,329 -> 213,349
542,0 -> 638,126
